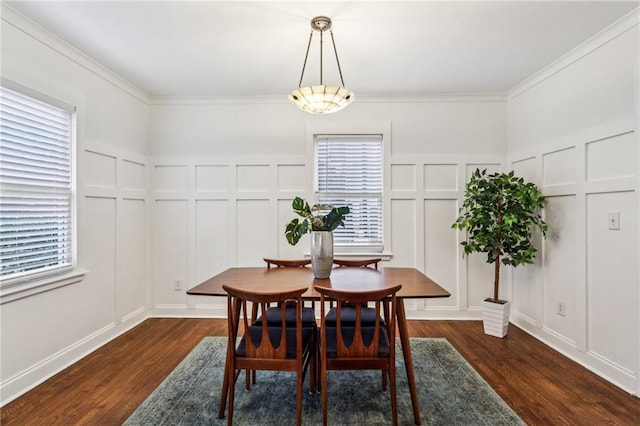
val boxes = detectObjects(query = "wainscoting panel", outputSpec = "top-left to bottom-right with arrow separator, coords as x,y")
423,199 -> 458,308
509,117 -> 638,393
511,156 -> 537,181
154,155 -> 505,318
236,165 -> 269,192
465,252 -> 495,309
236,199 -> 270,266
195,200 -> 229,284
543,147 -> 577,186
121,159 -> 146,192
390,199 -> 417,266
195,165 -> 228,192
83,144 -> 149,325
586,131 -> 636,181
84,150 -> 116,189
154,200 -> 189,306
586,191 -> 638,374
155,165 -> 188,193
117,198 -> 146,321
511,262 -> 540,326
541,195 -> 578,341
82,196 -> 117,328
277,164 -> 305,192
391,164 -> 416,191
424,164 -> 457,191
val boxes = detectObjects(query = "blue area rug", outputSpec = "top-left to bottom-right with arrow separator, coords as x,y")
124,337 -> 524,425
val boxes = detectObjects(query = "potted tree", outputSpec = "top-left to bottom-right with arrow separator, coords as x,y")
285,197 -> 350,278
452,169 -> 547,337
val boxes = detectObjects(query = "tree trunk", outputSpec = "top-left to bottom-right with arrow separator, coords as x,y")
493,256 -> 500,301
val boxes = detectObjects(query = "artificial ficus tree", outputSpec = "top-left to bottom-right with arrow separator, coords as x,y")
452,169 -> 547,302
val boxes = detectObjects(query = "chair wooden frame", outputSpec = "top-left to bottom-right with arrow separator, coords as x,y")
264,258 -> 311,269
333,257 -> 382,269
220,284 -> 315,426
315,284 -> 401,426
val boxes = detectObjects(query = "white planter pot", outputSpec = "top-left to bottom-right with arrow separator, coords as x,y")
310,231 -> 333,279
481,299 -> 511,338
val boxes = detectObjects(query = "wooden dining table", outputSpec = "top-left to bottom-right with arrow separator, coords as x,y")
187,266 -> 451,425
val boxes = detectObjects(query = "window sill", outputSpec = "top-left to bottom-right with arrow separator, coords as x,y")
304,252 -> 393,261
0,269 -> 88,305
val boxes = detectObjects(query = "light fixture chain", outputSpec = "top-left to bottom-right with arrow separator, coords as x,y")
319,30 -> 323,85
298,30 -> 314,88
329,30 -> 346,87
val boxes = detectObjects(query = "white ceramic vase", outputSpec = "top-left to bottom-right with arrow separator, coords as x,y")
311,231 -> 333,279
481,299 -> 511,338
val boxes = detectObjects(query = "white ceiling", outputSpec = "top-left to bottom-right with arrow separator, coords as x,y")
6,1 -> 639,98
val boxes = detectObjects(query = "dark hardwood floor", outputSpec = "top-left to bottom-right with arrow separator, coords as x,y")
2,318 -> 639,425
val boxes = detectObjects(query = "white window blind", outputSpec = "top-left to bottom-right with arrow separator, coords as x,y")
0,86 -> 74,284
315,134 -> 383,251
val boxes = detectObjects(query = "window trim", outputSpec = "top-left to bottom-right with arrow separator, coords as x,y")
0,79 -> 81,299
305,120 -> 392,257
314,134 -> 384,252
0,268 -> 87,304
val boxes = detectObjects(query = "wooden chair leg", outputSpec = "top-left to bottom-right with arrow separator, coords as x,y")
321,364 -> 328,426
227,368 -> 236,426
390,362 -> 398,426
309,330 -> 317,393
296,368 -> 304,426
382,369 -> 387,391
218,344 -> 232,418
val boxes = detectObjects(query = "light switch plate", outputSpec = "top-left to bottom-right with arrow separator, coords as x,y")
608,212 -> 620,230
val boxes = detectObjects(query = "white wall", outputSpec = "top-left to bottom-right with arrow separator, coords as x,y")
0,6 -> 150,404
507,15 -> 639,394
148,98 -> 507,317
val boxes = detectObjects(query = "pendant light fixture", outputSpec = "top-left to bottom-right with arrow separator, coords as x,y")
288,16 -> 354,114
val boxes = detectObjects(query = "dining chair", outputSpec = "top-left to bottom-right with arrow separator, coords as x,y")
264,257 -> 311,269
221,284 -> 316,426
315,284 -> 402,426
326,257 -> 386,324
242,258 -> 317,389
332,257 -> 382,269
259,258 -> 316,322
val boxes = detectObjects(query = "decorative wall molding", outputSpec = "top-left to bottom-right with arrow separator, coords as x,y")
1,3 -> 149,103
150,154 -> 504,320
148,93 -> 507,105
508,8 -> 640,100
508,117 -> 639,395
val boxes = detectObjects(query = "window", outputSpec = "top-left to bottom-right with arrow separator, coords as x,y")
0,85 -> 75,286
315,134 -> 383,252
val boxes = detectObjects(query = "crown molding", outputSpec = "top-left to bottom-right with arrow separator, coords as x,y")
1,3 -> 149,104
149,92 -> 506,106
508,7 -> 640,100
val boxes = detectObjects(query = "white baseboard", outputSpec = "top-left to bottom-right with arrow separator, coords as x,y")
3,305 -> 636,407
511,315 -> 639,397
0,309 -> 147,406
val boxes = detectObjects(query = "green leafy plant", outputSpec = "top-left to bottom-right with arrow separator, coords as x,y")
285,197 -> 350,245
452,169 -> 547,302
